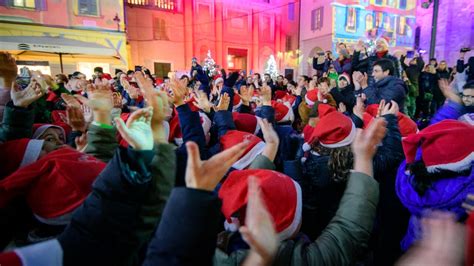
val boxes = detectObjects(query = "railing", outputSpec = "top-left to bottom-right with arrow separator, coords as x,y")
126,0 -> 177,11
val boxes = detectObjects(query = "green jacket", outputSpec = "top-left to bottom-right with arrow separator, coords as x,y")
213,171 -> 379,266
84,123 -> 118,163
249,154 -> 276,170
0,101 -> 35,143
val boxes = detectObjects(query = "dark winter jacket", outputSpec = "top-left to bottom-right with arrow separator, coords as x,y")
58,143 -> 176,266
352,51 -> 401,86
299,114 -> 402,239
457,57 -> 474,82
400,55 -> 424,86
143,188 -> 221,266
313,57 -> 352,75
330,85 -> 356,112
214,171 -> 379,265
362,76 -> 407,112
0,101 -> 35,143
175,104 -> 207,187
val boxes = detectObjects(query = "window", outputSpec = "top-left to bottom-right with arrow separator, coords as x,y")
13,0 -> 35,8
285,36 -> 292,51
154,62 -> 171,79
345,7 -> 357,32
398,16 -> 407,35
127,0 -> 177,11
375,12 -> 384,28
78,0 -> 98,16
311,7 -> 323,31
288,2 -> 295,21
153,17 -> 169,40
399,0 -> 407,9
365,14 -> 374,31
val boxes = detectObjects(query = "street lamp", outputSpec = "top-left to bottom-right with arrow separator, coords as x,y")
421,0 -> 439,59
113,13 -> 121,32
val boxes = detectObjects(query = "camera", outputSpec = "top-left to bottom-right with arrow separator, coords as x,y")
460,48 -> 471,53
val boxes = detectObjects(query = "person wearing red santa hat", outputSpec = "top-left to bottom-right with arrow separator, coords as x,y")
300,100 -> 404,241
0,107 -> 178,266
396,120 -> 474,251
211,118 -> 387,265
363,103 -> 418,137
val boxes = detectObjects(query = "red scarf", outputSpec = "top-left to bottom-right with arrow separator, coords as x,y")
376,50 -> 388,58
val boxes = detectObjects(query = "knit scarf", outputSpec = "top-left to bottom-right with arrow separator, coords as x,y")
376,50 -> 388,58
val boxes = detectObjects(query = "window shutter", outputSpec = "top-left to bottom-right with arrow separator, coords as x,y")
35,0 -> 47,10
0,0 -> 6,6
320,7 -> 324,29
311,10 -> 315,31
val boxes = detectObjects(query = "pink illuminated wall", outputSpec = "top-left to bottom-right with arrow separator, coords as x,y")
415,0 -> 474,66
126,0 -> 300,76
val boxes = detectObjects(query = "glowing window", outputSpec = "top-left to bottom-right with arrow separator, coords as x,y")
345,7 -> 357,32
13,0 -> 35,8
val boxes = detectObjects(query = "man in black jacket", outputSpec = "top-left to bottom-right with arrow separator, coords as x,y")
361,58 -> 407,112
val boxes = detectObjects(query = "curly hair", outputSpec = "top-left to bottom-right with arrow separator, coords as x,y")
312,143 -> 353,183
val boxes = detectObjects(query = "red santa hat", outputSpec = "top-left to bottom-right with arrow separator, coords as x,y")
232,112 -> 261,135
302,124 -> 315,152
0,139 -> 44,178
272,101 -> 294,123
32,124 -> 67,143
338,72 -> 351,85
218,169 -> 302,241
318,103 -> 337,118
313,111 -> 356,148
214,77 -> 224,85
364,104 -> 418,137
402,120 -> 474,173
281,94 -> 297,107
0,147 -> 106,224
274,90 -> 287,100
232,93 -> 242,111
220,130 -> 265,170
0,239 -> 63,266
304,89 -> 319,106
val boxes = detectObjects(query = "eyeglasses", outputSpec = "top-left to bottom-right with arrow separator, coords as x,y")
461,94 -> 474,100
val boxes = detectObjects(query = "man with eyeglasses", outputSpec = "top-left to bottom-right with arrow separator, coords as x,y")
431,80 -> 474,125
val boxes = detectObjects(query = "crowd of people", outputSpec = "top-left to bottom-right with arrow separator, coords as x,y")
0,36 -> 472,266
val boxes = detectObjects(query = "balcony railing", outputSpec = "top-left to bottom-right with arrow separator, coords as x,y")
126,0 -> 177,12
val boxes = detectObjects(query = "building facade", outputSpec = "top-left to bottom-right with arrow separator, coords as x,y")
300,0 -> 417,75
415,0 -> 474,66
125,0 -> 300,78
0,0 -> 128,78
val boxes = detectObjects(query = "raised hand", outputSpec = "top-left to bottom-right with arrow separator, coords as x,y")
379,100 -> 399,116
168,78 -> 188,106
185,141 -> 247,191
10,80 -> 44,108
64,106 -> 87,132
240,176 -> 278,266
238,85 -> 254,105
462,194 -> 474,214
338,102 -> 347,113
438,79 -> 462,104
114,107 -> 154,151
258,118 -> 279,162
352,97 -> 366,119
213,92 -> 230,112
75,133 -> 88,152
193,90 -> 213,113
61,93 -> 81,108
260,85 -> 272,105
396,212 -> 465,266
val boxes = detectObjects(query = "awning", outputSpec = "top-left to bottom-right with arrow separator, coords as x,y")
0,36 -> 116,56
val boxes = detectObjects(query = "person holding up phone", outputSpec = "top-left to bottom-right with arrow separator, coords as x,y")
457,47 -> 474,83
400,51 -> 425,117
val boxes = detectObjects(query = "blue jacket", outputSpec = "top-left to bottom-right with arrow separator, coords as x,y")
362,76 -> 407,113
143,188 -> 221,266
175,104 -> 207,187
430,100 -> 466,125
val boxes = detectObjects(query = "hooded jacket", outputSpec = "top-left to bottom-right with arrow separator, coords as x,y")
362,76 -> 407,113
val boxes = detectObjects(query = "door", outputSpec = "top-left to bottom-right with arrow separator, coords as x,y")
154,62 -> 171,79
